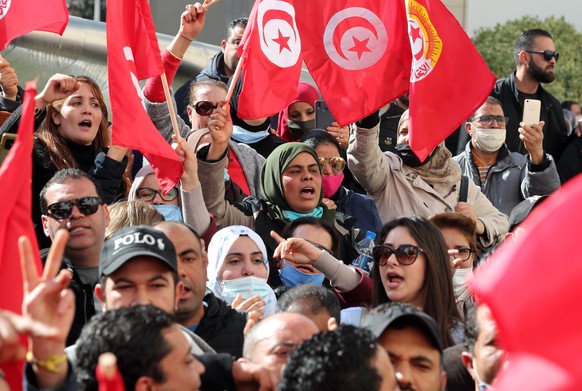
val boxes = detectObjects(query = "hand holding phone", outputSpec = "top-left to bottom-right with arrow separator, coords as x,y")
315,100 -> 335,130
522,99 -> 541,126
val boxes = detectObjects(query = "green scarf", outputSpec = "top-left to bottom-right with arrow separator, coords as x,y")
261,142 -> 335,225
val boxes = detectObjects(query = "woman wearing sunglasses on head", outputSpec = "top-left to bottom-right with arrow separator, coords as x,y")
0,73 -> 128,250
371,216 -> 462,348
142,5 -> 264,201
302,130 -> 382,236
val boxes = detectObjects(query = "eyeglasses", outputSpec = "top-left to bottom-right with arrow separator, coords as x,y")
373,244 -> 424,266
136,187 -> 179,202
448,247 -> 473,262
473,115 -> 509,126
526,50 -> 559,62
46,197 -> 103,220
192,101 -> 218,116
318,156 -> 346,173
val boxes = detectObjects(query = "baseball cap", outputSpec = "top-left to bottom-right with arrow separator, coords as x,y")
363,302 -> 444,353
100,225 -> 177,277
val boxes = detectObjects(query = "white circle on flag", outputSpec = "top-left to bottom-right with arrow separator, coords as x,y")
323,7 -> 387,71
0,0 -> 12,20
258,0 -> 301,68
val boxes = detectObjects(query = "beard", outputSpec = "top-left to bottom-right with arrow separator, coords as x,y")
527,57 -> 555,84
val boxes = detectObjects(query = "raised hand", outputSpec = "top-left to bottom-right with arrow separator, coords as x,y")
21,229 -> 74,388
180,3 -> 207,41
326,122 -> 350,150
0,56 -> 19,101
172,134 -> 199,191
35,74 -> 80,110
207,101 -> 232,160
519,120 -> 545,164
270,230 -> 322,265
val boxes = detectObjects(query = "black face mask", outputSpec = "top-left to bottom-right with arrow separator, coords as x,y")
394,143 -> 433,167
287,119 -> 316,139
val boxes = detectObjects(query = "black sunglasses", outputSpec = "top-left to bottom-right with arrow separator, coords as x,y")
46,197 -> 103,220
526,50 -> 559,62
136,187 -> 179,202
192,101 -> 218,116
373,244 -> 424,266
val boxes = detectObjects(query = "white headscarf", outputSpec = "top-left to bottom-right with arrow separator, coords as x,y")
206,225 -> 276,316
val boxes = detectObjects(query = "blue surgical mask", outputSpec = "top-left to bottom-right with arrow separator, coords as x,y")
221,276 -> 274,304
153,204 -> 183,222
279,263 -> 325,287
231,125 -> 270,144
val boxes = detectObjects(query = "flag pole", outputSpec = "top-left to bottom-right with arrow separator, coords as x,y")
160,72 -> 182,141
224,56 -> 243,109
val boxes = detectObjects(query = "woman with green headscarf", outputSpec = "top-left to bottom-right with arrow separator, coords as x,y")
193,104 -> 360,285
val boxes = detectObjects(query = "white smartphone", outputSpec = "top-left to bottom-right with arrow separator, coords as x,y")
522,99 -> 541,125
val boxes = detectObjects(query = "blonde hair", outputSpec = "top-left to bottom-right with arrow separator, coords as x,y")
105,200 -> 164,239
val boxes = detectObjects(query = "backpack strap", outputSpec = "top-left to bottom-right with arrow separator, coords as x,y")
458,175 -> 469,203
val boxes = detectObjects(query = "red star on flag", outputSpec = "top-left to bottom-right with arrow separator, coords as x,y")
348,36 -> 371,59
272,28 -> 291,53
409,26 -> 422,42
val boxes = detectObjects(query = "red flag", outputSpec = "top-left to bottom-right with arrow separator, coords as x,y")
106,0 -> 183,192
296,0 -> 411,127
0,0 -> 68,50
471,175 -> 582,391
237,0 -> 303,120
0,81 -> 43,391
405,0 -> 495,160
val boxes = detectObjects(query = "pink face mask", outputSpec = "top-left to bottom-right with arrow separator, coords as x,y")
322,173 -> 344,198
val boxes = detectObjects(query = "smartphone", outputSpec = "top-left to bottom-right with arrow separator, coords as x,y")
522,99 -> 541,125
0,133 -> 16,167
315,100 -> 336,130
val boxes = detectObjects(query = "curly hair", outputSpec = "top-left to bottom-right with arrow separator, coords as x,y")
279,325 -> 382,391
75,305 -> 174,391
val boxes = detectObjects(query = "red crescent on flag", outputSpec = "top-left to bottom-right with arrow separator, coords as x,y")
260,8 -> 297,46
331,16 -> 378,61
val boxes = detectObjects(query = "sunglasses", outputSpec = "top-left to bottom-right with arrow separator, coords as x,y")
136,187 -> 179,202
318,156 -> 346,173
192,101 -> 218,116
373,244 -> 425,266
473,115 -> 509,126
46,197 -> 103,220
526,50 -> 559,62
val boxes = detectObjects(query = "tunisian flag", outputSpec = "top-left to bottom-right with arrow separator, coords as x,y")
0,81 -> 42,391
107,0 -> 183,192
471,175 -> 582,391
296,0 -> 411,127
237,0 -> 303,120
405,0 -> 495,160
0,0 -> 68,50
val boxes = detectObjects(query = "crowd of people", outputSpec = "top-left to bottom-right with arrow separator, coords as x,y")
1,3 -> 580,391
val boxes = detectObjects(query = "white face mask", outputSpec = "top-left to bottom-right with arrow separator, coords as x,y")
472,126 -> 506,153
453,267 -> 473,297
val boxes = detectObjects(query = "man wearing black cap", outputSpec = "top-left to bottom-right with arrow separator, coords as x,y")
24,226 -> 276,391
365,303 -> 447,391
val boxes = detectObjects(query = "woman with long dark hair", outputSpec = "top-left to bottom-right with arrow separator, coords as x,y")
371,216 -> 462,347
